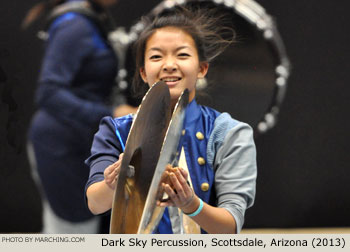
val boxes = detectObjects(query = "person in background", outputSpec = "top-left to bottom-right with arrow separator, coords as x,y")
25,0 -> 136,233
85,6 -> 257,233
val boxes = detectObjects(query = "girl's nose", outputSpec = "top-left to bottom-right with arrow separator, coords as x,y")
163,58 -> 177,72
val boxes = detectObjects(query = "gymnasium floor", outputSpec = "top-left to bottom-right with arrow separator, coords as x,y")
241,228 -> 350,234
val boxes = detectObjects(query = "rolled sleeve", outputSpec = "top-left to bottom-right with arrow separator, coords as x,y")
85,117 -> 123,189
209,113 -> 257,233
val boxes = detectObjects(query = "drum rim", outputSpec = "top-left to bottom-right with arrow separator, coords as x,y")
120,0 -> 291,134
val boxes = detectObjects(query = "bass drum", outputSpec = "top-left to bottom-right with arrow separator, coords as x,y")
119,0 -> 291,135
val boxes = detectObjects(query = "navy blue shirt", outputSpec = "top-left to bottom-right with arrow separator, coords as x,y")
36,11 -> 117,133
29,1 -> 118,222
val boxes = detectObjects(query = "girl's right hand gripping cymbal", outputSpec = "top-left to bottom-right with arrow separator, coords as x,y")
104,153 -> 124,190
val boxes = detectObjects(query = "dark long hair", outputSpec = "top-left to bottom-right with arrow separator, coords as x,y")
22,0 -> 107,29
22,0 -> 66,29
132,4 -> 235,97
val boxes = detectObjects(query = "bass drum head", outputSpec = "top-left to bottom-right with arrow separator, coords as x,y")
122,0 -> 291,135
194,1 -> 278,130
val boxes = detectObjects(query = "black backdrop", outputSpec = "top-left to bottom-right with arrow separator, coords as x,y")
0,0 -> 349,232
245,0 -> 350,228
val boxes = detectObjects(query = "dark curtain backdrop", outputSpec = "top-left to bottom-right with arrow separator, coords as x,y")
244,0 -> 350,228
0,0 -> 349,232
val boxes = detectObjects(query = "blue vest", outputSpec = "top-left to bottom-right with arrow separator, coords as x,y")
154,100 -> 220,233
111,100 -> 220,233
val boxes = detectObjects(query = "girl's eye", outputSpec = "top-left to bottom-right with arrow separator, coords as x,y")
150,55 -> 161,60
178,53 -> 190,58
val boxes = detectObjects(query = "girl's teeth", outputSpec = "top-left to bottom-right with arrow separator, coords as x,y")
162,78 -> 181,84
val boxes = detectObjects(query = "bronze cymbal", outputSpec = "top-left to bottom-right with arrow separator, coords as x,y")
138,88 -> 189,233
109,81 -> 172,234
109,81 -> 189,233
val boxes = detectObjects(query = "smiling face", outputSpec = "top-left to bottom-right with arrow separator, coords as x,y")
140,26 -> 208,107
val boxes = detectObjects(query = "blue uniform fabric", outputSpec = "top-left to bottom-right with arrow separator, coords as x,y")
28,0 -> 118,222
85,99 -> 256,232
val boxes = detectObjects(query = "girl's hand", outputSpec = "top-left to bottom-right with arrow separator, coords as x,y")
158,167 -> 195,211
104,153 -> 123,190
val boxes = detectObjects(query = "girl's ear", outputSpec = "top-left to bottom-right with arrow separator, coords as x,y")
140,67 -> 148,83
197,62 -> 209,79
